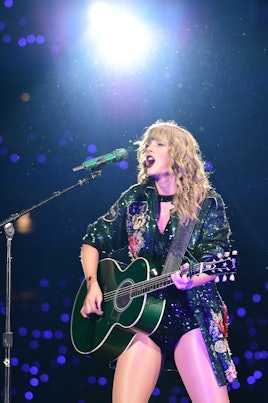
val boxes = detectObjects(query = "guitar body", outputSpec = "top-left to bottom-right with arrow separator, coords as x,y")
71,258 -> 166,362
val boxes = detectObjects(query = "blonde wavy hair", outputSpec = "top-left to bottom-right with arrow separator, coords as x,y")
136,120 -> 211,225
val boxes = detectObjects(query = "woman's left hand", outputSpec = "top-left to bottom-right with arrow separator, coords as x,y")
171,262 -> 194,290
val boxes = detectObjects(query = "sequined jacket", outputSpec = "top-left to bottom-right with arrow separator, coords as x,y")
83,181 -> 237,385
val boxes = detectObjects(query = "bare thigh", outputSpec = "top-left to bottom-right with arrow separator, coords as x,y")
174,328 -> 229,403
112,332 -> 162,403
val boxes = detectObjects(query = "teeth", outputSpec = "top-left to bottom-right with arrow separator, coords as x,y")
146,156 -> 155,165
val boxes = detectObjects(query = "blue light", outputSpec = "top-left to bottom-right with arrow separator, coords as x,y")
118,160 -> 128,170
19,327 -> 28,336
4,0 -> 13,8
54,330 -> 63,339
58,345 -> 67,354
22,364 -> 30,373
232,356 -> 240,365
40,278 -> 49,288
37,154 -> 46,164
60,313 -> 70,323
87,375 -> 97,384
41,302 -> 50,312
29,340 -> 39,350
18,38 -> 27,47
24,391 -> 34,401
98,377 -> 107,386
252,294 -> 261,303
11,357 -> 19,366
254,370 -> 262,379
171,386 -> 181,395
30,366 -> 39,375
29,378 -> 39,387
40,373 -> 49,383
2,34 -> 11,44
10,153 -> 20,163
42,330 -> 53,339
247,376 -> 256,385
231,381 -> 240,390
27,34 -> 35,44
152,387 -> 160,396
204,161 -> 213,172
237,307 -> 246,317
88,144 -> 97,154
36,35 -> 45,45
32,329 -> 41,338
57,355 -> 66,365
244,350 -> 253,359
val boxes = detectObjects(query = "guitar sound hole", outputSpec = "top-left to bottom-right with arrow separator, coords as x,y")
115,279 -> 133,311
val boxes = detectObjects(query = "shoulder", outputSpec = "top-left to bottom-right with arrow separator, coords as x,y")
119,182 -> 149,201
205,188 -> 226,210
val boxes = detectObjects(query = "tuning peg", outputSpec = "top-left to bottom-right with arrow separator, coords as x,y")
215,276 -> 220,283
224,251 -> 230,257
217,253 -> 223,259
229,274 -> 235,281
222,275 -> 227,282
232,250 -> 238,256
150,268 -> 158,277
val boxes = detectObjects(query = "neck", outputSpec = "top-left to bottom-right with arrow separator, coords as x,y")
155,176 -> 176,196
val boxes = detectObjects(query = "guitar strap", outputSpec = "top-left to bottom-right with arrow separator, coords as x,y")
161,219 -> 196,275
161,198 -> 208,275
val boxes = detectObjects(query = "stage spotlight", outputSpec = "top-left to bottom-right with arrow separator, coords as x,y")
87,2 -> 152,69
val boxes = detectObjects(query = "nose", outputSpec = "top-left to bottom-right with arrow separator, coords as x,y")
146,142 -> 155,153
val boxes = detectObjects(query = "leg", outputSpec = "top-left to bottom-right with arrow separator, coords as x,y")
174,328 -> 229,403
112,332 -> 162,403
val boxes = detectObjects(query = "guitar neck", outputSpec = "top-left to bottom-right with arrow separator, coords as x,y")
131,256 -> 236,298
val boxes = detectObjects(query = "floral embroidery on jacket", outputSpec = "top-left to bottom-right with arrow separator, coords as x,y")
225,363 -> 237,383
126,200 -> 149,259
208,304 -> 237,383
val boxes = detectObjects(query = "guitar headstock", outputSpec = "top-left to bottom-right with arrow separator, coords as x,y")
197,250 -> 238,282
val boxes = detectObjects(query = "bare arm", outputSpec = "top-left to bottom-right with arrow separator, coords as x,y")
80,244 -> 103,317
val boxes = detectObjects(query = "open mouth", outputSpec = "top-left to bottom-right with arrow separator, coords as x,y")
146,156 -> 155,167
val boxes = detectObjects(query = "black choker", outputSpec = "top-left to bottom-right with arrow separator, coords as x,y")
158,194 -> 174,203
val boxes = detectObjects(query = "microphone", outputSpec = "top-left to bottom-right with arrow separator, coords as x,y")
72,148 -> 128,172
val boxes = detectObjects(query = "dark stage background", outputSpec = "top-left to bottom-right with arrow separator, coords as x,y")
0,1 -> 267,402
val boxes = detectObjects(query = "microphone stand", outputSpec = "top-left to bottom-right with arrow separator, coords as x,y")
0,170 -> 102,403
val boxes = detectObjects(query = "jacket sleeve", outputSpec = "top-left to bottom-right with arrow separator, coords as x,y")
189,192 -> 232,262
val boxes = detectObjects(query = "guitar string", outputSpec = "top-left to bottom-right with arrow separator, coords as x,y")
102,263 -> 235,302
102,259 -> 235,303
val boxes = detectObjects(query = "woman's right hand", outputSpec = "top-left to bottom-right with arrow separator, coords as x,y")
80,280 -> 104,318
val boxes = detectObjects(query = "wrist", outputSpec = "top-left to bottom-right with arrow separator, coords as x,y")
86,275 -> 98,288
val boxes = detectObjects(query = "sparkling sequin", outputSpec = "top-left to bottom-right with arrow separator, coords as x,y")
150,288 -> 199,356
83,180 -> 237,385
